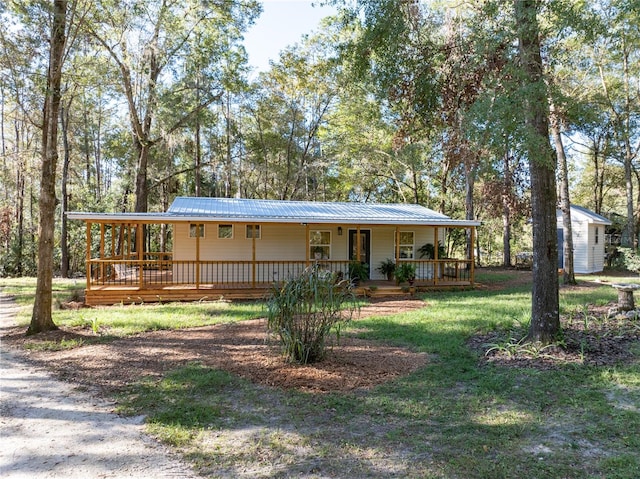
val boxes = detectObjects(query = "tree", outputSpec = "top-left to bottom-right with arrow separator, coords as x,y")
515,0 -> 560,343
87,0 -> 260,212
28,0 -> 68,335
551,103 -> 576,285
592,0 -> 640,247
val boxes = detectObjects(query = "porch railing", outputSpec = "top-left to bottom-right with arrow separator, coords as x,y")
397,259 -> 472,284
87,258 -> 472,290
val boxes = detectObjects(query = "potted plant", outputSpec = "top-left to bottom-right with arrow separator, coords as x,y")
376,258 -> 396,281
417,242 -> 446,259
395,262 -> 416,285
348,261 -> 369,285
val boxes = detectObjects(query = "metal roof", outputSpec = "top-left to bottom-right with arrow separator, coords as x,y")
68,197 -> 481,227
556,205 -> 612,225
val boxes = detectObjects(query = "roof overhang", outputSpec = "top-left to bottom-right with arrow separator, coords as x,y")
66,211 -> 480,227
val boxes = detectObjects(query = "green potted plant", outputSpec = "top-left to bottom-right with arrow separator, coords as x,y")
417,242 -> 446,259
395,262 -> 416,285
348,261 -> 369,285
376,258 -> 396,281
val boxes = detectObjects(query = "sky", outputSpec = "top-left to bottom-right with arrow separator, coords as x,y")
243,1 -> 338,73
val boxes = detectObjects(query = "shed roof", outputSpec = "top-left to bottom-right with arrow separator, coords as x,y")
68,197 -> 480,227
557,205 -> 612,225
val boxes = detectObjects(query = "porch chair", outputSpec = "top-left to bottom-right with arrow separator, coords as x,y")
113,263 -> 139,281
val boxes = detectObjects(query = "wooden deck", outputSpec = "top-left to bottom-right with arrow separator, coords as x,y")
84,279 -> 473,305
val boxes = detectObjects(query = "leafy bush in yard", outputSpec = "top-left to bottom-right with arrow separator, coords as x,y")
266,267 -> 358,364
613,247 -> 640,273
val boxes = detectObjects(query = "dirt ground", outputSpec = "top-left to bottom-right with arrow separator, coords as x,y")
2,298 -> 430,396
3,270 -> 639,396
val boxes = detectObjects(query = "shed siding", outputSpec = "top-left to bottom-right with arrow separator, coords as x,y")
557,207 -> 610,274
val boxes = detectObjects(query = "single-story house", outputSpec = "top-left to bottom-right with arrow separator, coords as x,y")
557,205 -> 612,274
68,197 -> 480,305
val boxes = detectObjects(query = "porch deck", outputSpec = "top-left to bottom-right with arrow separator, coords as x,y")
83,259 -> 473,305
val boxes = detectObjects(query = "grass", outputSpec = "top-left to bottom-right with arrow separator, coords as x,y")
4,271 -> 640,478
0,277 -> 264,335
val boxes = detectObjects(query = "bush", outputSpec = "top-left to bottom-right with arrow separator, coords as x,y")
614,247 -> 640,273
266,267 -> 358,364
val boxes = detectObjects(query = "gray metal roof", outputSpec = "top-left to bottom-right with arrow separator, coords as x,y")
557,205 -> 612,225
165,197 -> 478,226
68,197 -> 481,227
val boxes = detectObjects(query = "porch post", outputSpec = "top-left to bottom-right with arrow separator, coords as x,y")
136,222 -> 144,288
195,224 -> 201,289
99,223 -> 105,282
434,226 -> 439,286
85,222 -> 92,291
252,226 -> 256,288
305,224 -> 310,266
111,223 -> 115,258
356,227 -> 361,262
470,226 -> 476,284
395,226 -> 400,263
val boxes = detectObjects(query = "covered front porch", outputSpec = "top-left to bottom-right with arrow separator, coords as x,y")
79,223 -> 475,305
70,197 -> 478,305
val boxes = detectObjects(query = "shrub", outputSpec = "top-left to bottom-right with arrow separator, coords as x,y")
615,247 -> 640,273
266,267 -> 358,364
395,262 -> 416,285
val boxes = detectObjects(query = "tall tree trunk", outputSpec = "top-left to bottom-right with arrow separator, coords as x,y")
502,149 -> 512,267
60,102 -> 71,278
550,105 -> 576,285
515,0 -> 560,344
623,147 -> 635,247
29,0 -> 68,335
133,139 -> 150,213
465,160 -> 477,261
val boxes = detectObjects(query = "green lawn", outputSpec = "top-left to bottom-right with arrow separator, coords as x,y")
2,271 -> 639,478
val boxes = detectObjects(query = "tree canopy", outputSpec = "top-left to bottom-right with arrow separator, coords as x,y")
1,0 -> 637,339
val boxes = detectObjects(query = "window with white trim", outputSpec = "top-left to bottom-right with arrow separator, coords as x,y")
397,231 -> 415,258
310,230 -> 331,259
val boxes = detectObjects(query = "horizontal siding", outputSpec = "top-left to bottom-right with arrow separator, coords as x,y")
173,223 -> 450,281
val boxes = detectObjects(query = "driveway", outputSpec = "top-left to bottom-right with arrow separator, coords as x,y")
0,294 -> 198,479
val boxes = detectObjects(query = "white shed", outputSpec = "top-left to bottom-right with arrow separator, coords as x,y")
557,205 -> 612,274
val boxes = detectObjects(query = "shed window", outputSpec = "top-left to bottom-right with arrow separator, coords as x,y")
595,227 -> 599,244
189,224 -> 205,238
218,224 -> 233,239
246,225 -> 261,239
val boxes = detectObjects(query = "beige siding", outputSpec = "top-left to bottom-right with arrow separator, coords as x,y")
173,222 -> 447,281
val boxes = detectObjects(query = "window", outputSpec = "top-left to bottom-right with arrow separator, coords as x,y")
218,224 -> 233,239
595,227 -> 599,244
310,230 -> 331,259
246,225 -> 261,239
189,224 -> 205,238
397,231 -> 415,259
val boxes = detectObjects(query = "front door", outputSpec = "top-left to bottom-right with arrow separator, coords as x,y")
348,229 -> 371,278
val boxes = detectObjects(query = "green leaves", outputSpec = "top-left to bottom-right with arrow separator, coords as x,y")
266,266 -> 357,364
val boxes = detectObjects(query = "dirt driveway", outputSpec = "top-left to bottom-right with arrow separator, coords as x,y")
0,294 -> 198,479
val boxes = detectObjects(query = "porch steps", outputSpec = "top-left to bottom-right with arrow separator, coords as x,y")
359,285 -> 415,298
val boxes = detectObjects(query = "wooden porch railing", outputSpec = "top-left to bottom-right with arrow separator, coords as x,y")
88,259 -> 358,290
87,258 -> 473,290
396,259 -> 472,284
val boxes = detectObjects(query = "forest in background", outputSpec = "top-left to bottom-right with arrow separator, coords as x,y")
0,0 -> 637,278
